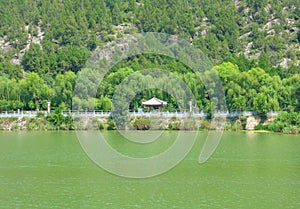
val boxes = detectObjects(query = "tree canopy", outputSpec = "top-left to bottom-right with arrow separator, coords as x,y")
0,0 -> 299,115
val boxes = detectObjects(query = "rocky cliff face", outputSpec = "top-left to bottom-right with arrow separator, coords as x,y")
0,24 -> 45,65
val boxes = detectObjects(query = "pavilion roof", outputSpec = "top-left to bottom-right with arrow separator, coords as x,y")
142,97 -> 167,106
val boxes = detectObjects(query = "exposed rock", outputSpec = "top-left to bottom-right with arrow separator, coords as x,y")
11,57 -> 21,65
264,4 -> 271,13
244,41 -> 253,58
200,23 -> 211,38
1,41 -> 13,53
245,116 -> 260,130
238,31 -> 252,40
285,18 -> 295,25
279,58 -> 291,69
0,117 -> 27,131
234,0 -> 240,7
202,17 -> 209,22
0,37 -> 4,47
136,2 -> 143,6
263,117 -> 276,126
263,18 -> 280,30
267,29 -> 275,36
113,23 -> 133,32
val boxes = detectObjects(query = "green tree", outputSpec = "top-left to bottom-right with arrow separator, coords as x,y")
19,72 -> 53,110
56,45 -> 91,73
112,3 -> 122,25
253,93 -> 269,116
0,77 -> 19,101
97,96 -> 112,112
22,43 -> 43,73
53,71 -> 76,109
258,51 -> 271,71
0,60 -> 23,79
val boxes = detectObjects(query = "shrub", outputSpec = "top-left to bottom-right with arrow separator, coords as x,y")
97,122 -> 104,130
46,108 -> 74,130
225,123 -> 232,131
168,117 -> 181,130
168,121 -> 181,130
133,117 -> 151,130
107,120 -> 116,130
36,111 -> 45,117
201,120 -> 211,130
64,114 -> 74,130
254,124 -> 264,130
182,119 -> 197,130
283,126 -> 299,134
232,121 -> 243,131
265,111 -> 300,134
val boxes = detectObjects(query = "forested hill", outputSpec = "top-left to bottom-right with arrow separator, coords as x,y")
1,0 -> 299,72
0,0 -> 299,115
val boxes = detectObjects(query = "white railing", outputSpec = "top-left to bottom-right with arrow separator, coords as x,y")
0,110 -> 280,118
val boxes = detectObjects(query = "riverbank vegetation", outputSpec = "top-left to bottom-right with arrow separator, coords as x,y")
259,111 -> 300,134
1,111 -> 299,134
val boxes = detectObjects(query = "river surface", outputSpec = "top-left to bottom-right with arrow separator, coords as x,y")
0,131 -> 299,208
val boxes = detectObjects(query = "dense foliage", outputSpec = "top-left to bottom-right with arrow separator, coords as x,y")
0,0 -> 299,122
263,111 -> 300,134
1,0 -> 299,69
133,117 -> 151,130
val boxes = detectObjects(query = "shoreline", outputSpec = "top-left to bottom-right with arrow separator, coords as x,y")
0,116 -> 298,135
0,129 -> 298,136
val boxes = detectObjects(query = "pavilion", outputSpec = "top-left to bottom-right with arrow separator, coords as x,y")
142,97 -> 167,112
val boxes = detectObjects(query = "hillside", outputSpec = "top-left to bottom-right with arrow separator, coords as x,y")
0,0 -> 299,119
0,0 -> 299,71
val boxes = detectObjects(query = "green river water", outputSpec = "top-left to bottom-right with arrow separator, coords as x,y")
0,131 -> 299,209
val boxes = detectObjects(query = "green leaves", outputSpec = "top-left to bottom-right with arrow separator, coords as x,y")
19,72 -> 53,110
133,117 -> 151,130
46,107 -> 74,130
214,62 -> 290,114
21,43 -> 43,73
266,111 -> 300,134
0,0 -> 299,115
53,71 -> 76,109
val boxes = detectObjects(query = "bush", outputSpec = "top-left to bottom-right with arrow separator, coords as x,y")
168,121 -> 181,130
168,117 -> 181,130
36,111 -> 45,117
240,116 -> 247,130
64,114 -> 74,130
254,123 -> 265,130
46,108 -> 74,130
265,111 -> 300,134
107,120 -> 116,130
97,122 -> 104,130
201,120 -> 211,130
283,126 -> 299,134
225,123 -> 232,131
133,117 -> 151,130
232,121 -> 243,131
182,119 -> 197,130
